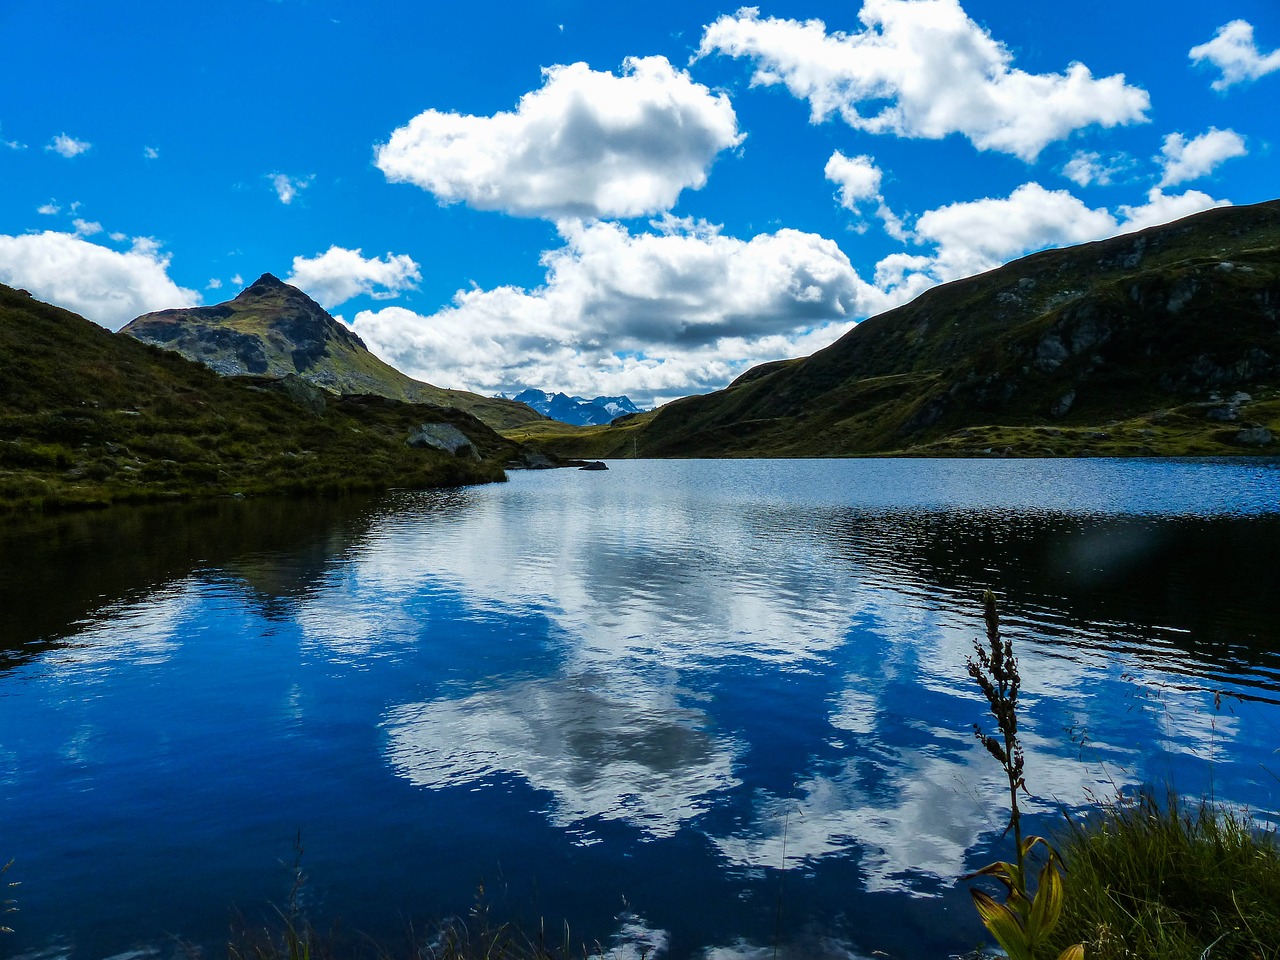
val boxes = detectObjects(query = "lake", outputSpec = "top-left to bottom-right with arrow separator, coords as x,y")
2,458 -> 1279,960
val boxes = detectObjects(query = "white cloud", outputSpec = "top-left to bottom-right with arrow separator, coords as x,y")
0,231 -> 199,329
72,218 -> 103,237
879,181 -> 1230,292
231,273 -> 244,287
1061,150 -> 1132,187
47,133 -> 91,157
268,172 -> 314,204
824,151 -> 907,240
909,182 -> 1117,281
1190,20 -> 1280,90
143,145 -> 159,159
1157,127 -> 1246,187
37,202 -> 60,216
208,278 -> 223,290
2,125 -> 26,150
824,151 -> 882,210
1116,187 -> 1229,233
350,218 -> 881,404
375,55 -> 742,220
697,1 -> 1149,161
286,246 -> 422,309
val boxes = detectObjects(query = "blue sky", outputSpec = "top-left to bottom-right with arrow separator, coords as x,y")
2,0 -> 1277,406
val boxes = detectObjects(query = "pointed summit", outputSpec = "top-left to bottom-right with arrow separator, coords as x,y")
234,272 -> 320,307
244,272 -> 290,293
119,272 -> 546,429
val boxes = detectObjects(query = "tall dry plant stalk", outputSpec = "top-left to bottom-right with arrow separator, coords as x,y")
966,591 -> 1082,960
967,590 -> 1027,874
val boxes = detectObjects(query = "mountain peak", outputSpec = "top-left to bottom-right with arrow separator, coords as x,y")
120,274 -> 547,430
239,272 -> 296,298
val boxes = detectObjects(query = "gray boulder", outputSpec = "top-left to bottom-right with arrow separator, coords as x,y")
407,423 -> 478,458
1234,426 -> 1273,447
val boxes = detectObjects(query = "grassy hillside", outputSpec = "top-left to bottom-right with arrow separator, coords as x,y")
122,274 -> 545,430
519,201 -> 1280,459
0,283 -> 521,512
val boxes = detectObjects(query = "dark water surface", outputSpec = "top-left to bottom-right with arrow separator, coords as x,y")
2,459 -> 1279,960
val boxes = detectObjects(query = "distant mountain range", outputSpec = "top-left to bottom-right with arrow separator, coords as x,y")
122,275 -> 545,431
521,200 -> 1280,459
508,389 -> 643,425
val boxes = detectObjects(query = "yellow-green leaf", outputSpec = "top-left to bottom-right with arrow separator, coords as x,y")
1022,835 -> 1059,864
1056,944 -> 1085,960
1027,858 -> 1066,938
970,890 -> 1034,960
966,859 -> 1017,892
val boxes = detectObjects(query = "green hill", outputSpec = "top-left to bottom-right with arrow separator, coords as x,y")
122,274 -> 545,431
515,200 -> 1280,459
0,282 -> 522,512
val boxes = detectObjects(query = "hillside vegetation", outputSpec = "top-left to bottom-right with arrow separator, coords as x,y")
515,201 -> 1280,459
0,283 -> 520,512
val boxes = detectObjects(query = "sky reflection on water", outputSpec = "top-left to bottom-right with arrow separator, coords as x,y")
2,459 -> 1280,960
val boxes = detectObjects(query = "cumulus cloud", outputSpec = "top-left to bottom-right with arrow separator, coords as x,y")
824,151 -> 881,210
0,231 -> 199,329
72,218 -> 103,237
375,56 -> 742,220
143,145 -> 159,159
824,151 -> 907,240
36,202 -> 60,215
910,183 -> 1117,281
47,133 -> 91,157
1190,20 -> 1280,90
268,172 -> 314,204
1116,187 -> 1229,233
697,0 -> 1149,161
1157,127 -> 1246,187
1061,150 -> 1132,187
286,246 -> 422,309
883,182 -> 1229,290
350,218 -> 882,404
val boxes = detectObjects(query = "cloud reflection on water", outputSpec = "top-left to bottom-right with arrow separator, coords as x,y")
29,462 -> 1268,900
384,675 -> 739,837
42,579 -> 202,679
287,467 -> 1226,894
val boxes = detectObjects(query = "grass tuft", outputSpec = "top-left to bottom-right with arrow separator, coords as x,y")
1048,790 -> 1280,959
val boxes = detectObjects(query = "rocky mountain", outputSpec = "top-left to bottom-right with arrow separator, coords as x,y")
511,388 -> 643,425
0,281 -> 521,512
524,200 -> 1280,459
121,275 -> 545,430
